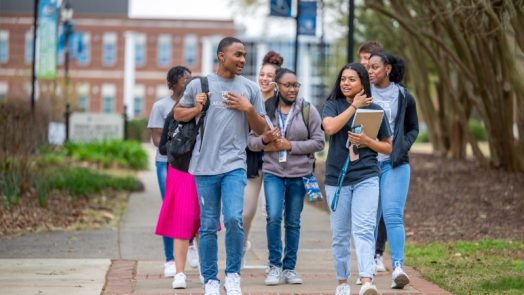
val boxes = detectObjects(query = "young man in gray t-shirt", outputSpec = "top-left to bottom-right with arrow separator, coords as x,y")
175,37 -> 266,295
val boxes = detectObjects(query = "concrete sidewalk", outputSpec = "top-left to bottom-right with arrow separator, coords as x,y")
0,143 -> 452,295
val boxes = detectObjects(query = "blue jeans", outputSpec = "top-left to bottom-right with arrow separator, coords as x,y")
326,176 -> 379,280
195,168 -> 247,283
264,173 -> 305,270
377,161 -> 410,268
155,161 -> 173,262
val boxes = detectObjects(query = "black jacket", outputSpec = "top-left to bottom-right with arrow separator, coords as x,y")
391,87 -> 419,168
158,111 -> 174,156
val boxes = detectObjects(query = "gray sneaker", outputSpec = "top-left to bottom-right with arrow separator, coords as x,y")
283,269 -> 303,284
264,266 -> 284,286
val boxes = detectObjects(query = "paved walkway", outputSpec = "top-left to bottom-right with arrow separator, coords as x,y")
0,144 -> 452,295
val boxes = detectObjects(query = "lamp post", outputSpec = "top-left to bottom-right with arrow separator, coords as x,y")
347,0 -> 355,63
61,0 -> 73,142
61,0 -> 74,103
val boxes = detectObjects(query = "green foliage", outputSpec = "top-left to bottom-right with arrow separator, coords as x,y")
64,140 -> 148,170
416,130 -> 430,143
469,119 -> 487,141
406,240 -> 524,295
127,118 -> 149,142
44,167 -> 140,199
1,172 -> 21,207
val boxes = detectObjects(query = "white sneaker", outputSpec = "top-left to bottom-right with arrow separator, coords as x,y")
375,254 -> 387,272
283,269 -> 303,284
392,266 -> 410,289
264,266 -> 284,285
224,273 -> 242,295
204,279 -> 220,295
187,244 -> 199,269
164,261 -> 176,277
172,272 -> 187,289
359,282 -> 378,295
355,276 -> 362,285
335,283 -> 351,295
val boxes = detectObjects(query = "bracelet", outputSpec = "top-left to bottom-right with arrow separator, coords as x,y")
350,104 -> 357,111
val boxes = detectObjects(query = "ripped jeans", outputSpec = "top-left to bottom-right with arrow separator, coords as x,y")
194,168 -> 247,283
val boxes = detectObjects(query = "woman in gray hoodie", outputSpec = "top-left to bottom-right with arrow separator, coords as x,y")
248,68 -> 324,286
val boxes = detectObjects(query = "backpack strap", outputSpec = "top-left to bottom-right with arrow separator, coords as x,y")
301,101 -> 311,139
198,76 -> 210,151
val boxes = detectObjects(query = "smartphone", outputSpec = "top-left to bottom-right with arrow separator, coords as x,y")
351,124 -> 362,134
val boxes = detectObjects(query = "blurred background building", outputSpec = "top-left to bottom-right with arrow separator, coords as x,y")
0,0 -> 334,119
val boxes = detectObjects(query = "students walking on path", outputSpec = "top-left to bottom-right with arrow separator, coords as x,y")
147,66 -> 196,278
322,63 -> 392,295
174,37 -> 267,295
243,51 -> 284,258
248,68 -> 324,286
368,52 -> 419,289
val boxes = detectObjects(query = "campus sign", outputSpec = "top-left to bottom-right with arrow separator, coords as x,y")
69,113 -> 123,143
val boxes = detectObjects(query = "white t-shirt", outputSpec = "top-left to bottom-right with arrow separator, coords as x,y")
147,96 -> 175,162
179,73 -> 266,175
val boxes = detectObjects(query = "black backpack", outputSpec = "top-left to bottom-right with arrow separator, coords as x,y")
167,77 -> 210,172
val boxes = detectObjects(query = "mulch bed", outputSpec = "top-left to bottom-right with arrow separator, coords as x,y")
314,153 -> 524,243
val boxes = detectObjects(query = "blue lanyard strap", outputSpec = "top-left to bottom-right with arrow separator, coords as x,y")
330,153 -> 350,212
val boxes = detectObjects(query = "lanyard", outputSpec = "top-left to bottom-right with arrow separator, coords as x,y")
330,153 -> 351,212
278,107 -> 294,137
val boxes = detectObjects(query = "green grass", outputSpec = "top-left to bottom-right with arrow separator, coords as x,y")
406,240 -> 524,295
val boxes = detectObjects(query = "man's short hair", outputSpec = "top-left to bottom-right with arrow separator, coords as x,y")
358,41 -> 383,54
217,37 -> 244,56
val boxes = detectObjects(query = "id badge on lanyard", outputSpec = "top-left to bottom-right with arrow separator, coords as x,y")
278,109 -> 293,163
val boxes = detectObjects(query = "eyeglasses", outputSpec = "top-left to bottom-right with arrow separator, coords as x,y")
278,82 -> 301,90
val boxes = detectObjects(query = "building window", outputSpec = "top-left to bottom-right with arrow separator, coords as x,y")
133,85 -> 145,117
101,84 -> 116,113
77,33 -> 91,66
76,83 -> 90,111
156,84 -> 169,99
135,34 -> 146,67
102,33 -> 117,66
0,31 -> 9,63
157,34 -> 171,67
25,30 -> 33,64
183,34 -> 197,67
0,82 -> 8,101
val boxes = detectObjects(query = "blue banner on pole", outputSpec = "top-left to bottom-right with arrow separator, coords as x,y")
298,1 -> 317,36
270,0 -> 292,17
37,0 -> 59,80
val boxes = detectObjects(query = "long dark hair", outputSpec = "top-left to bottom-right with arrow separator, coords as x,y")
326,63 -> 371,101
265,67 -> 296,120
369,52 -> 405,83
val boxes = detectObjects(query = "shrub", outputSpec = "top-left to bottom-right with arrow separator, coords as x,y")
64,140 -> 148,170
468,119 -> 487,141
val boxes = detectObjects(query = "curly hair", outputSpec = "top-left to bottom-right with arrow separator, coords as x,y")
370,52 -> 405,84
262,51 -> 284,67
166,66 -> 190,90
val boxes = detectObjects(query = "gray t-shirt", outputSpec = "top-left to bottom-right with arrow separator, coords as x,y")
179,73 -> 266,175
372,83 -> 399,162
147,96 -> 176,162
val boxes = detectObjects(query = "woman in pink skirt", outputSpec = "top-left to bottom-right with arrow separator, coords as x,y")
155,108 -> 200,289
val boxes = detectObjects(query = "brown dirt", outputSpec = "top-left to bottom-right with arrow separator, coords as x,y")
0,190 -> 129,237
314,153 -> 524,243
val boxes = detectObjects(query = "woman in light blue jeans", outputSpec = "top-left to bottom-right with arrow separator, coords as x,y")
322,63 -> 392,295
368,52 -> 419,289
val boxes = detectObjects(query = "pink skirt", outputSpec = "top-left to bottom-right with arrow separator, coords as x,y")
155,165 -> 200,239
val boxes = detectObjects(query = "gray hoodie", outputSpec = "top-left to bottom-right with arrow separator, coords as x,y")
248,98 -> 325,178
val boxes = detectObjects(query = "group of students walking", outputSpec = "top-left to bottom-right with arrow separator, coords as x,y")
147,37 -> 419,295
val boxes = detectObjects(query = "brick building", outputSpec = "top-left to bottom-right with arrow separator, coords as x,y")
0,0 -> 235,118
